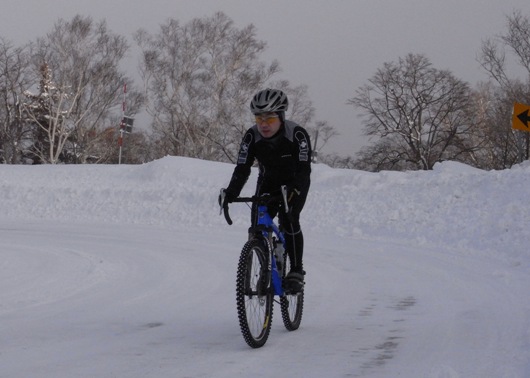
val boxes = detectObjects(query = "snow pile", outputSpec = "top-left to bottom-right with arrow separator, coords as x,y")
1,156 -> 529,264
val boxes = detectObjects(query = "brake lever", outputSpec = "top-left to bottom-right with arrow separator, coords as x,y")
218,189 -> 226,216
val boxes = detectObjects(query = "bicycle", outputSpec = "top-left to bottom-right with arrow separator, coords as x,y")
220,186 -> 304,348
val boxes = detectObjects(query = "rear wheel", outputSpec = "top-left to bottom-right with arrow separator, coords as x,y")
236,239 -> 273,348
280,250 -> 304,331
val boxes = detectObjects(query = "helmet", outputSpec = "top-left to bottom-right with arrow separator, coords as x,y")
250,88 -> 289,114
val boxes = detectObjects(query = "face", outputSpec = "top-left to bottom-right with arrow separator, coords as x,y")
255,112 -> 281,138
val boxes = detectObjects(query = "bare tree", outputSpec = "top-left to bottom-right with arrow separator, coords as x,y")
478,10 -> 530,163
136,12 -> 282,162
349,53 -> 473,171
0,38 -> 32,163
80,125 -> 153,164
480,10 -> 530,85
305,121 -> 338,163
352,136 -> 410,171
462,82 -> 520,169
23,15 -> 143,164
319,153 -> 356,169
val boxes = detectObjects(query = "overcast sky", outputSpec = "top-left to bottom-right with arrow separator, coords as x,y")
2,0 -> 530,156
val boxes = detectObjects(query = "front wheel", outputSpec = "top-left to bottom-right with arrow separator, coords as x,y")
280,250 -> 304,331
236,239 -> 273,348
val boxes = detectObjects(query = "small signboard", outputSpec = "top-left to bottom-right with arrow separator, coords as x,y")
512,102 -> 530,132
120,116 -> 134,133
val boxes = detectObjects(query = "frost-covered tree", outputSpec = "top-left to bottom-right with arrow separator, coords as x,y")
23,63 -> 70,164
135,12 -> 281,162
136,13 -> 335,163
24,15 -> 143,164
0,39 -> 31,164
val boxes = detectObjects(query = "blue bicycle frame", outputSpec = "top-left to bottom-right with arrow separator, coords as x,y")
255,204 -> 286,297
225,186 -> 304,348
221,186 -> 291,297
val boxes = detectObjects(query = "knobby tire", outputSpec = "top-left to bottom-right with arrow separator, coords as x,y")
280,249 -> 304,331
236,239 -> 273,348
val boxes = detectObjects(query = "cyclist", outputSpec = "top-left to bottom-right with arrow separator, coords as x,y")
219,88 -> 312,293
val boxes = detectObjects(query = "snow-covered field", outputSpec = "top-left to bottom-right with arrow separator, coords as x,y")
0,156 -> 529,377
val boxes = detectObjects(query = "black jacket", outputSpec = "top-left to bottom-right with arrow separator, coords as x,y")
227,120 -> 311,197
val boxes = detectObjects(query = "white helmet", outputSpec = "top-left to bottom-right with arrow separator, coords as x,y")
250,88 -> 289,114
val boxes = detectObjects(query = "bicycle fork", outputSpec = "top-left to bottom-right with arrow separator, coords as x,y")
270,253 -> 284,296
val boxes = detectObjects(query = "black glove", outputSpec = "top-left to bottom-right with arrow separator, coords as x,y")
218,188 -> 236,208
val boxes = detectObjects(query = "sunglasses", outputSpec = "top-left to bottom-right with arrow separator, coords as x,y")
255,114 -> 279,125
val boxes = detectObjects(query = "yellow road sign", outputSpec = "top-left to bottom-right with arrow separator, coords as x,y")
512,102 -> 530,132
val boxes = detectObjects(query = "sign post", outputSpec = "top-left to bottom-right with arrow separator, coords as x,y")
118,116 -> 134,164
118,82 -> 134,165
512,102 -> 530,132
512,102 -> 530,162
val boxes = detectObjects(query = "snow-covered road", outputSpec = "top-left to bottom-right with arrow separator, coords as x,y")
1,220 -> 528,377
